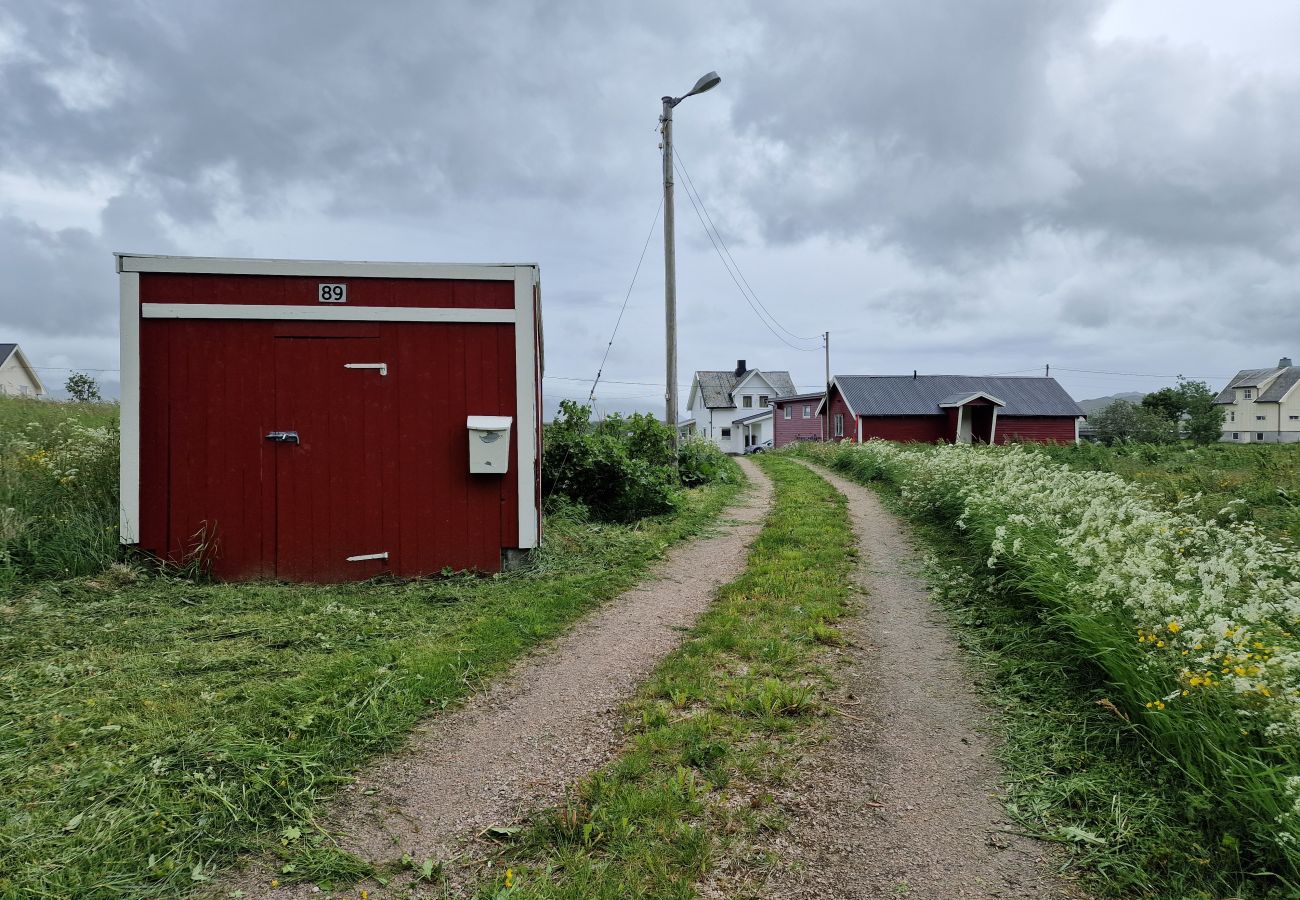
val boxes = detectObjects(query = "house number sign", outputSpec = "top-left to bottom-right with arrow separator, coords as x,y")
318,283 -> 347,303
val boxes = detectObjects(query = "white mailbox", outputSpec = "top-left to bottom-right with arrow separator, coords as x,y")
467,415 -> 512,474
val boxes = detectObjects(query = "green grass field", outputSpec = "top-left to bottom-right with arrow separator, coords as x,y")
0,396 -> 745,898
1041,440 -> 1300,545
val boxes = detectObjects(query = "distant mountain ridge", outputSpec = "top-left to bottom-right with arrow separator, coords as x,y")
1077,391 -> 1146,415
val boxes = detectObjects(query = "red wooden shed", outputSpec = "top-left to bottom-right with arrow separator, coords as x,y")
118,254 -> 542,581
818,375 -> 1084,444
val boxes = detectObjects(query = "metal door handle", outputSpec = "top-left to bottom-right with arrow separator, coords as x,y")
266,431 -> 300,444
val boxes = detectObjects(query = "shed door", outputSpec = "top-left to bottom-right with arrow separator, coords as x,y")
273,335 -> 393,582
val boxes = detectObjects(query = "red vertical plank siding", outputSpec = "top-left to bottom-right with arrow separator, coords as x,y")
152,320 -> 276,578
827,390 -> 856,441
995,417 -> 1077,444
135,271 -> 529,580
859,416 -> 948,442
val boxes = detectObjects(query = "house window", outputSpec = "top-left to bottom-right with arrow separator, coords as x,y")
802,405 -> 812,419
759,395 -> 769,408
742,395 -> 753,408
720,427 -> 731,438
834,414 -> 844,437
783,406 -> 791,420
1257,433 -> 1266,441
1232,432 -> 1240,440
1229,411 -> 1235,422
1244,389 -> 1253,399
1257,415 -> 1267,421
1291,416 -> 1299,421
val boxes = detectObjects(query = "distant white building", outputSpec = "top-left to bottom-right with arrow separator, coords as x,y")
682,360 -> 797,453
1215,357 -> 1300,443
0,344 -> 45,398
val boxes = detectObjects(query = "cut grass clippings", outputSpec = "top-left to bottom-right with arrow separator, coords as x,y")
0,469 -> 741,899
800,444 -> 1294,899
464,454 -> 856,900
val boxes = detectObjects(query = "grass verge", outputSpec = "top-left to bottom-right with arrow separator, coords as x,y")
0,469 -> 741,899
461,454 -> 856,900
800,444 -> 1294,899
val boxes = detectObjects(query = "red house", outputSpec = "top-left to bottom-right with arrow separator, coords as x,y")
772,391 -> 827,447
818,375 -> 1084,444
118,254 -> 542,582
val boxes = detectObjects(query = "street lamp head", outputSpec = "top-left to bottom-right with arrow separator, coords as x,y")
684,71 -> 721,99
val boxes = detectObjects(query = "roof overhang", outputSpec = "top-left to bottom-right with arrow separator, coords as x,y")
733,409 -> 774,425
814,377 -> 857,418
115,253 -> 536,281
938,391 -> 1006,408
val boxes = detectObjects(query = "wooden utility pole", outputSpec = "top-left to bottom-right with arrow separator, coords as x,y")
823,331 -> 830,442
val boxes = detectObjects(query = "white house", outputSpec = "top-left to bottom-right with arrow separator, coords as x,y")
0,344 -> 45,398
683,360 -> 797,453
1215,357 -> 1300,443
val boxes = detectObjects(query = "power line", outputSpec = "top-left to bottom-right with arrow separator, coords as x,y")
1054,366 -> 1232,380
589,197 -> 663,402
673,148 -> 821,345
672,157 -> 821,353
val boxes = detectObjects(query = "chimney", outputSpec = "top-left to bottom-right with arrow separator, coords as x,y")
913,370 -> 917,380
1281,357 -> 1293,368
735,359 -> 747,377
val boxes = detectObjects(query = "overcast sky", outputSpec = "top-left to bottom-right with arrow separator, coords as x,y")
3,0 -> 1299,411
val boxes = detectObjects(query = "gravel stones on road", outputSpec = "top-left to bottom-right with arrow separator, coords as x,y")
760,461 -> 1086,900
221,457 -> 771,898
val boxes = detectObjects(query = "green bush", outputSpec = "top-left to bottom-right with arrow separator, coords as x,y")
677,437 -> 732,487
543,401 -> 679,522
542,403 -> 734,522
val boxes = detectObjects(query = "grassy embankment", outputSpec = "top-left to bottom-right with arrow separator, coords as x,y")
0,395 -> 744,898
457,454 -> 856,900
798,440 -> 1300,899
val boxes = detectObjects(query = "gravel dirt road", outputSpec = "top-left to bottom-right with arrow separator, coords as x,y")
220,457 -> 771,898
759,461 -> 1086,900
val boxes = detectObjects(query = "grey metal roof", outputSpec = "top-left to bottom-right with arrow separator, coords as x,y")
1259,368 -> 1300,402
692,368 -> 798,409
773,391 -> 826,404
0,343 -> 15,365
1214,368 -> 1280,403
836,375 -> 1085,418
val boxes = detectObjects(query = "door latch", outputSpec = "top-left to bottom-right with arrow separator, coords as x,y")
265,431 -> 300,444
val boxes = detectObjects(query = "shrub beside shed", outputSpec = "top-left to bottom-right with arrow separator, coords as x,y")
118,254 -> 542,581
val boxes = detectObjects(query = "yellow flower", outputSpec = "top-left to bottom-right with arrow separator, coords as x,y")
1167,621 -> 1181,633
505,868 -> 514,888
271,879 -> 279,889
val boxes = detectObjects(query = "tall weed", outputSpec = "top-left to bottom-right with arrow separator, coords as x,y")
0,398 -> 119,587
